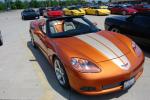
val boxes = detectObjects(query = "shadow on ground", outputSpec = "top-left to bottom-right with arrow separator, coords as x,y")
27,41 -> 131,100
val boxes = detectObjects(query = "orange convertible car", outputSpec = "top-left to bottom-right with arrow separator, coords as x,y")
29,16 -> 144,95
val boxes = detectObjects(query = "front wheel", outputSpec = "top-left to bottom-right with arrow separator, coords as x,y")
54,57 -> 69,88
22,16 -> 24,20
110,27 -> 120,33
96,11 -> 99,16
30,32 -> 37,48
122,11 -> 127,15
0,31 -> 3,46
71,12 -> 74,16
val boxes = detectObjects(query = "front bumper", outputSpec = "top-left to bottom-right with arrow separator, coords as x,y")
23,15 -> 39,19
67,53 -> 144,95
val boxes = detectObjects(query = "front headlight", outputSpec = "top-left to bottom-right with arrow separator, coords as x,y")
132,41 -> 142,56
71,58 -> 101,73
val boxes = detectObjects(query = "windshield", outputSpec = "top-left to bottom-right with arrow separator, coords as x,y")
121,5 -> 133,8
144,5 -> 150,8
91,6 -> 99,9
47,17 -> 100,38
99,6 -> 108,9
24,9 -> 35,12
69,7 -> 78,10
51,7 -> 62,11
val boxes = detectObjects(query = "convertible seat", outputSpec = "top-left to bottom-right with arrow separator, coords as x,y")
64,22 -> 75,31
49,20 -> 64,33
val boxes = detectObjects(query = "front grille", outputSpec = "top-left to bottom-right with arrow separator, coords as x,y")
102,82 -> 122,90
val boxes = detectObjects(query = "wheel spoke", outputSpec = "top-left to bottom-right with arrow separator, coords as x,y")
54,59 -> 66,85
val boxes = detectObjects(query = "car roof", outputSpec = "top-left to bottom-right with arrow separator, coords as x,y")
24,8 -> 35,12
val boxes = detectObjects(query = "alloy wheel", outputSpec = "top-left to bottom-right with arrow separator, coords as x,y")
54,59 -> 66,86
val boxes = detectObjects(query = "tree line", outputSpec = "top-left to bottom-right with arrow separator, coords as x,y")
0,0 -> 88,11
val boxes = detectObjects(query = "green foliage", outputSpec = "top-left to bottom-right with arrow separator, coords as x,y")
0,2 -> 5,10
15,0 -> 23,9
0,0 -> 96,11
30,0 -> 39,8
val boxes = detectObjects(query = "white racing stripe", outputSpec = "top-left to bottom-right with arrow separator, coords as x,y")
76,33 -> 130,70
76,34 -> 117,59
88,33 -> 124,57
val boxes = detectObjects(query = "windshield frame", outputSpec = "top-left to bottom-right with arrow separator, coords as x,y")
46,16 -> 100,38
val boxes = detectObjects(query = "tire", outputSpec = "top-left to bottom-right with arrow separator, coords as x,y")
96,11 -> 99,16
36,16 -> 39,19
122,11 -> 126,15
30,32 -> 37,48
0,31 -> 3,46
71,12 -> 74,16
53,57 -> 69,88
85,10 -> 88,15
22,16 -> 24,20
110,27 -> 120,33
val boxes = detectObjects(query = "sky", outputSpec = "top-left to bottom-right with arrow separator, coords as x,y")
0,0 -> 109,2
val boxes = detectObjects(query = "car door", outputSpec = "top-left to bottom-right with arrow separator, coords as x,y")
40,20 -> 57,60
91,7 -> 96,14
135,5 -> 143,12
111,6 -> 120,13
37,22 -> 51,58
86,8 -> 92,14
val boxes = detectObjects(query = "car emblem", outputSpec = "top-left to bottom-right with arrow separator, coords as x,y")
121,63 -> 128,67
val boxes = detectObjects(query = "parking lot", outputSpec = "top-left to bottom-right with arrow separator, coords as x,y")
0,10 -> 150,100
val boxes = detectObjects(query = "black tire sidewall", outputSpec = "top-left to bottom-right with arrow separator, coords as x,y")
96,11 -> 99,16
71,12 -> 74,16
0,32 -> 3,46
30,33 -> 37,48
110,27 -> 120,33
54,57 -> 69,88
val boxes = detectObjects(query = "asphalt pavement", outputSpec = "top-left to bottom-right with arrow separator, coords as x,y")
0,10 -> 150,100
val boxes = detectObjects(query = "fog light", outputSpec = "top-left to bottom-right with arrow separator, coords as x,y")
80,87 -> 96,91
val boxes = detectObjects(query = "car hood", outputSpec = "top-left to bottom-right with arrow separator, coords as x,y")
97,9 -> 110,13
24,12 -> 37,15
48,10 -> 62,13
110,16 -> 127,21
53,31 -> 131,63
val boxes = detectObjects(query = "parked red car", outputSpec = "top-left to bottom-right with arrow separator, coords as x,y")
43,7 -> 63,18
134,4 -> 150,12
110,5 -> 137,15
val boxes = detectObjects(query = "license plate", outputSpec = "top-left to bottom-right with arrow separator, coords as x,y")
123,78 -> 135,90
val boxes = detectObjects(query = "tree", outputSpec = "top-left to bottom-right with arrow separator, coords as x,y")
0,2 -> 5,10
15,0 -> 23,9
30,0 -> 39,8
